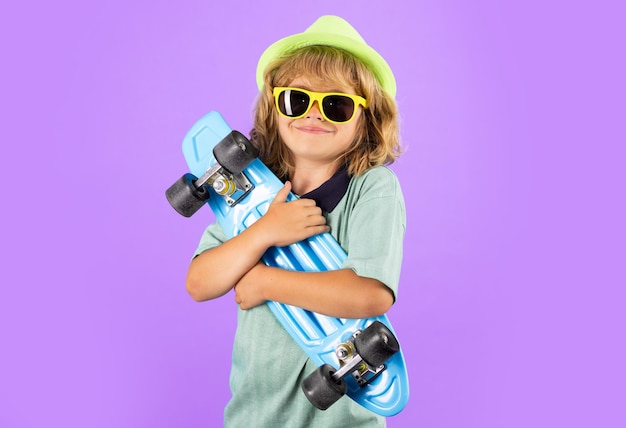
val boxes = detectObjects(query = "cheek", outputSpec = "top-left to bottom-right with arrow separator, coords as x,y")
277,117 -> 291,139
339,122 -> 360,145
349,116 -> 367,144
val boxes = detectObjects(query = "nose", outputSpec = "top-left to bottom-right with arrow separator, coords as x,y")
306,100 -> 324,120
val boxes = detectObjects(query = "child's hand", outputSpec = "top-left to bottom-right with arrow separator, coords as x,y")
255,181 -> 329,247
233,261 -> 267,310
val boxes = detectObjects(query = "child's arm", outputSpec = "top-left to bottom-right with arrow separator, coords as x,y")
185,182 -> 330,301
233,265 -> 394,319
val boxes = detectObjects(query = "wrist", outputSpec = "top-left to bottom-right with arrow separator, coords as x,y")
243,220 -> 275,253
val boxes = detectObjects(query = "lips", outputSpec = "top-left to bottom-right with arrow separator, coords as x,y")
295,125 -> 332,134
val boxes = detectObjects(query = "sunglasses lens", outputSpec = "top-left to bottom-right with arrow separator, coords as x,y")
277,89 -> 310,117
322,95 -> 355,123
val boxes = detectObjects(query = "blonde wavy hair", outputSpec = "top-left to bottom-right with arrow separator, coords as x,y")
251,45 -> 402,178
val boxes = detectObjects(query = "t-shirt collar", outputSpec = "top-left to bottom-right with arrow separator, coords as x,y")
299,166 -> 351,213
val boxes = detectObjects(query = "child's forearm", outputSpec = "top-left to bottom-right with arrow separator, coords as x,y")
236,266 -> 394,318
185,224 -> 272,302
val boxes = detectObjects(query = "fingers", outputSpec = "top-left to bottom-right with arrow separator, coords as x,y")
261,181 -> 330,246
272,181 -> 292,204
304,206 -> 328,226
269,182 -> 325,224
310,224 -> 331,236
234,286 -> 248,309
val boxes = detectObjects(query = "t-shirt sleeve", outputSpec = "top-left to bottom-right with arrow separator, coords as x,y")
193,221 -> 229,258
341,168 -> 406,300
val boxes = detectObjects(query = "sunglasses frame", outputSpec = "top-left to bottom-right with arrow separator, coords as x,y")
273,87 -> 368,124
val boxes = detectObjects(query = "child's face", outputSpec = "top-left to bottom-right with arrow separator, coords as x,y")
277,77 -> 362,169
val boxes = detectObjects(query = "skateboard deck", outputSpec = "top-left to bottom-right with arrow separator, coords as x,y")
174,111 -> 409,416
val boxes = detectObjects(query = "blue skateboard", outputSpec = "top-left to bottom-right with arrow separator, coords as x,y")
166,111 -> 409,415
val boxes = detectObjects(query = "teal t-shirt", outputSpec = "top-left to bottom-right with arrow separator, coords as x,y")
194,165 -> 406,427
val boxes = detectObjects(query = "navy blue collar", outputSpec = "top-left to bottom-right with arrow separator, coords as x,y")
299,166 -> 351,213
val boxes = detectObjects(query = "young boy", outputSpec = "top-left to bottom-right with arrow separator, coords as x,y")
187,15 -> 406,427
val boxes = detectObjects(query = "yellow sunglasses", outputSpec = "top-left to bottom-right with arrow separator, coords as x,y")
273,87 -> 368,124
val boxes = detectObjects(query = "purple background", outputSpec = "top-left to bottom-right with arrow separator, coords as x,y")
2,1 -> 624,427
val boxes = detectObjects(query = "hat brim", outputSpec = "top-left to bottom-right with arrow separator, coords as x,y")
256,32 -> 396,98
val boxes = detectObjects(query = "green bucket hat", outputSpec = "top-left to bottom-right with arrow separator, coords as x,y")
256,15 -> 397,98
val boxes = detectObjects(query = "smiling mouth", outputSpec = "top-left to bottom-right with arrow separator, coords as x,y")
296,126 -> 332,134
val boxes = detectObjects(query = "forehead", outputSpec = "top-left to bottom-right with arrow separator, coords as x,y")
287,76 -> 357,94
273,49 -> 360,92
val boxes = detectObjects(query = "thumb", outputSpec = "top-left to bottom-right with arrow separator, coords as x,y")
272,181 -> 292,204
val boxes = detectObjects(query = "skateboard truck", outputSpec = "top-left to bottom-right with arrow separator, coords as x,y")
166,131 -> 259,217
301,321 -> 400,411
193,163 -> 254,207
335,332 -> 386,387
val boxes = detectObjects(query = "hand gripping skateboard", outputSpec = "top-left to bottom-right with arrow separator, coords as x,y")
166,111 -> 409,415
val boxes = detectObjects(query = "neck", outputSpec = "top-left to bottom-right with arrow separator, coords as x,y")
289,161 -> 340,195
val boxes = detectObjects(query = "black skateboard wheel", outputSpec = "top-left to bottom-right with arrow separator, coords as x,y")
213,131 -> 259,175
301,364 -> 347,410
165,173 -> 210,217
354,321 -> 400,368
